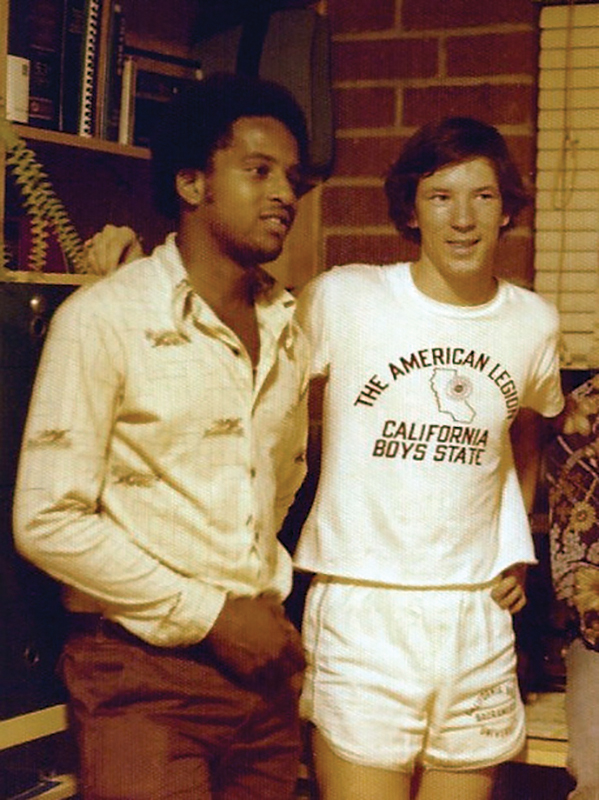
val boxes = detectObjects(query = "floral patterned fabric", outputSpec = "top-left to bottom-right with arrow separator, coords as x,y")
546,375 -> 599,651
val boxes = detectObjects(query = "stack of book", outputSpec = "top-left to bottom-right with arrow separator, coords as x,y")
6,0 -> 201,144
118,49 -> 203,146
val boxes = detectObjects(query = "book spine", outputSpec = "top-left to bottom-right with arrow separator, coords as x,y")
117,54 -> 136,145
77,0 -> 103,137
59,0 -> 86,133
8,0 -> 31,57
6,56 -> 31,124
24,0 -> 65,130
130,55 -> 201,147
100,1 -> 126,141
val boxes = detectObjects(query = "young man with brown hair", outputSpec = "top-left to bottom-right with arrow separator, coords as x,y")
296,117 -> 564,800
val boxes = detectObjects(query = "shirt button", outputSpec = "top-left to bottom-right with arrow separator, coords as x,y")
250,468 -> 256,478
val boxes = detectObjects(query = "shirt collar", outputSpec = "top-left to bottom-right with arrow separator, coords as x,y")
158,233 -> 298,350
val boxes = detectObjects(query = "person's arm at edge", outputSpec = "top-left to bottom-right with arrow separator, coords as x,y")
492,408 -> 550,614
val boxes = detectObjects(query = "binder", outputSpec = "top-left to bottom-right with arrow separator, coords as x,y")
14,0 -> 64,130
78,0 -> 103,136
6,56 -> 30,124
97,1 -> 126,141
117,54 -> 136,145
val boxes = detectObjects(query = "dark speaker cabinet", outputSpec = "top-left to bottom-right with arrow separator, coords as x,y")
0,281 -> 77,720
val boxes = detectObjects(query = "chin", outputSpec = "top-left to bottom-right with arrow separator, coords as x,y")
447,256 -> 492,275
256,245 -> 285,264
235,241 -> 282,267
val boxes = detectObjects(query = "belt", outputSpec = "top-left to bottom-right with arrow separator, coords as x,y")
67,613 -> 152,648
66,613 -> 208,659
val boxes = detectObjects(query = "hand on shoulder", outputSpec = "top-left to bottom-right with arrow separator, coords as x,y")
83,224 -> 145,275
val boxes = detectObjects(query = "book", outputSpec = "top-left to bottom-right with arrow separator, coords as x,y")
7,0 -> 31,123
6,56 -> 30,124
19,0 -> 65,129
133,69 -> 197,147
118,50 -> 201,147
8,0 -> 31,59
117,54 -> 136,145
78,0 -> 103,136
59,0 -> 85,133
96,1 -> 126,140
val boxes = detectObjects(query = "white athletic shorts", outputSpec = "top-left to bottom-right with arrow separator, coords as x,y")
300,576 -> 526,772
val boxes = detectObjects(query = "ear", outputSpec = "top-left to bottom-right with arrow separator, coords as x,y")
407,212 -> 419,230
501,213 -> 510,229
175,169 -> 206,207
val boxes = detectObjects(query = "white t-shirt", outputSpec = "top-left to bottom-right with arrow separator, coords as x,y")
295,263 -> 564,587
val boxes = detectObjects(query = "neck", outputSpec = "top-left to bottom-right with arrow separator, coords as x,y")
176,232 -> 265,315
410,262 -> 498,307
176,231 -> 266,367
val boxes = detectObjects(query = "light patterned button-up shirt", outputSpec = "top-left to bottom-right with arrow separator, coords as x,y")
14,235 -> 309,647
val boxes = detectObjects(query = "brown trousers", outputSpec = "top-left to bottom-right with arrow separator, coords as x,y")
59,618 -> 301,800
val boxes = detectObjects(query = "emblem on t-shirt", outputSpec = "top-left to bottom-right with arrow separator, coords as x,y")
430,369 -> 475,423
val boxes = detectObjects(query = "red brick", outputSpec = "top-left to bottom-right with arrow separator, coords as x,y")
504,135 -> 536,184
322,185 -> 389,228
333,38 -> 438,82
334,87 -> 396,130
324,233 -> 418,268
495,234 -> 534,286
327,0 -> 396,34
333,136 -> 407,178
403,0 -> 535,30
403,84 -> 536,127
447,32 -> 537,77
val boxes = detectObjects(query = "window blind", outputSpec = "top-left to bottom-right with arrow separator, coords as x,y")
535,3 -> 599,368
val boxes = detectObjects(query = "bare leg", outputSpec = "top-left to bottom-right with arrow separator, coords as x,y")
416,766 -> 496,800
312,727 -> 412,800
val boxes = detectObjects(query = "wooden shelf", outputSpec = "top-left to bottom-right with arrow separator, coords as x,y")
14,125 -> 150,160
0,704 -> 67,751
0,270 -> 96,285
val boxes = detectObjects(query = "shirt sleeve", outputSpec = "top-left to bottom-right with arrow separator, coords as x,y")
273,323 -> 310,532
13,297 -> 226,648
521,302 -> 564,419
296,273 -> 331,379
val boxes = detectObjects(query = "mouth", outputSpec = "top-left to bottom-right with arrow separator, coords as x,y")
446,238 -> 480,253
260,210 -> 293,237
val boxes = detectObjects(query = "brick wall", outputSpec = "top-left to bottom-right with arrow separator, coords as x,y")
323,0 -> 540,287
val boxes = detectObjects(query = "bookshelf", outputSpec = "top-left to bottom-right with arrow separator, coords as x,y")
11,124 -> 148,158
0,0 -> 323,290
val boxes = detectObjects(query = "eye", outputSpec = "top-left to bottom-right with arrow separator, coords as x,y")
430,192 -> 450,202
249,163 -> 271,179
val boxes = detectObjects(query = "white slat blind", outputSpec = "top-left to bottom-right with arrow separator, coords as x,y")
535,3 -> 599,368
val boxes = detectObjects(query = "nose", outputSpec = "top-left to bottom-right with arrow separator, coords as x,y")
451,196 -> 475,229
269,170 -> 297,205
